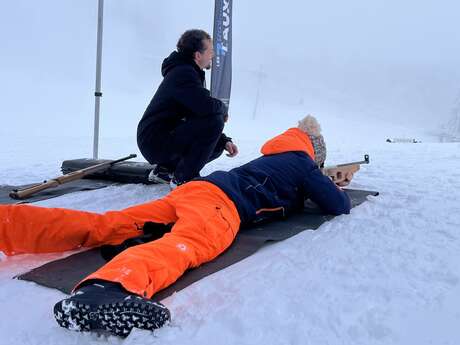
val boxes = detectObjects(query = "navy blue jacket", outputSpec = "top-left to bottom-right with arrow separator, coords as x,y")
202,128 -> 351,225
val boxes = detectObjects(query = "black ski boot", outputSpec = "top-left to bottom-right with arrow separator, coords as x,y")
53,280 -> 170,337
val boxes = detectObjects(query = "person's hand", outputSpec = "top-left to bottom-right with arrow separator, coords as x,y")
225,141 -> 238,157
223,113 -> 229,123
336,171 -> 354,187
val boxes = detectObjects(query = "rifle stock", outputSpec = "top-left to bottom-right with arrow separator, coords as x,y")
322,154 -> 370,184
9,154 -> 137,200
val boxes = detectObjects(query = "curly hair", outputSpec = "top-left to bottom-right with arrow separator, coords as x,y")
177,29 -> 211,59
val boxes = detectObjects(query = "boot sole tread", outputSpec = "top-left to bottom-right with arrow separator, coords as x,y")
54,299 -> 170,337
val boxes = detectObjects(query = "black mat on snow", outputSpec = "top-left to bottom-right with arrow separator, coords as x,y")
16,189 -> 378,302
0,180 -> 115,205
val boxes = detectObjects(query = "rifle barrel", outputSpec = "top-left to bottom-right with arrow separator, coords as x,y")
325,154 -> 370,169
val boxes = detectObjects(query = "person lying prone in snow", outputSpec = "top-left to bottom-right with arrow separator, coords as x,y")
0,115 -> 351,337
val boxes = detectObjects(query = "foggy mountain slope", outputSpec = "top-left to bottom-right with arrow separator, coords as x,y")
1,0 -> 458,140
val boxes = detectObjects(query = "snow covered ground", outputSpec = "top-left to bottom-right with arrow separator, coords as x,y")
1,0 -> 459,342
1,117 -> 460,345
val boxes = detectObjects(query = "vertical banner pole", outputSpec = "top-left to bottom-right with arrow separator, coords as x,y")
93,0 -> 104,159
211,0 -> 232,108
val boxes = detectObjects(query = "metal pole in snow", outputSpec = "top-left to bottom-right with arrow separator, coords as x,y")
93,0 -> 104,159
252,65 -> 265,120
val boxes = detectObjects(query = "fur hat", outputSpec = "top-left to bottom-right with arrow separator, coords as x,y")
298,115 -> 327,167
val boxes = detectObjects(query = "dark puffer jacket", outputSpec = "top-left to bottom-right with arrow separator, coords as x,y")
137,51 -> 230,147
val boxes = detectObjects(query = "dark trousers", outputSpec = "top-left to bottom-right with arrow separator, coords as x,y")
138,116 -> 225,182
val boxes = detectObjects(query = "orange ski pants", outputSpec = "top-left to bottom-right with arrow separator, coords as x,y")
0,181 -> 240,298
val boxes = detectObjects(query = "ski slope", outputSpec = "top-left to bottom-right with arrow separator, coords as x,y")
2,0 -> 460,343
1,118 -> 459,345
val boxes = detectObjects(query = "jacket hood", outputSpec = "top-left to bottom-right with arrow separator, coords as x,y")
260,128 -> 316,161
161,51 -> 204,79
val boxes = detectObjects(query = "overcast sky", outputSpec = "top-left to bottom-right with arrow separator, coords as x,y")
0,0 -> 459,140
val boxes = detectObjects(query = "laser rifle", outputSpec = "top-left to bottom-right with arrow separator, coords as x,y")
9,154 -> 137,200
322,154 -> 370,185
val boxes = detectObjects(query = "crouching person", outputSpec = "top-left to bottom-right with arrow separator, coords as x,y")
0,115 -> 350,337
